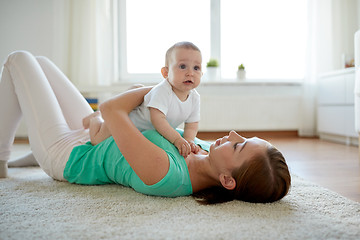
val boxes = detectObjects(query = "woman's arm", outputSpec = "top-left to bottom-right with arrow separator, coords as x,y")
99,87 -> 169,185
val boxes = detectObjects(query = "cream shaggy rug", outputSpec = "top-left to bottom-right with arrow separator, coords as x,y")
1,167 -> 360,240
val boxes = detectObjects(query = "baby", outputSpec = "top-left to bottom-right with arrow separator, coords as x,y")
83,41 -> 202,157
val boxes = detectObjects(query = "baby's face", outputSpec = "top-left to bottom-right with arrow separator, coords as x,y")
166,48 -> 202,94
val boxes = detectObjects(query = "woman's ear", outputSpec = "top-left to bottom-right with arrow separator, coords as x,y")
219,174 -> 236,190
161,67 -> 168,79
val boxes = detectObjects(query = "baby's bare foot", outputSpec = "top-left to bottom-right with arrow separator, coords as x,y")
128,83 -> 145,90
83,111 -> 100,129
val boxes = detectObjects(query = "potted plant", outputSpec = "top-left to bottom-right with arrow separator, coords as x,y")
237,64 -> 246,80
207,59 -> 219,68
206,59 -> 220,82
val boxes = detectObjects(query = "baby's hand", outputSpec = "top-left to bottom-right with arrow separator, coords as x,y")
174,137 -> 191,158
187,140 -> 200,154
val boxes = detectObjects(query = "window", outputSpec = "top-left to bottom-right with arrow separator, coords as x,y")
119,0 -> 307,82
221,0 -> 307,80
119,0 -> 210,82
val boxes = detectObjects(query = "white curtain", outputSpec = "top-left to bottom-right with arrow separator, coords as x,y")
67,0 -> 118,87
299,0 -> 359,136
299,0 -> 332,136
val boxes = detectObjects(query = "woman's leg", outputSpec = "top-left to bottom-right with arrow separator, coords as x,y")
35,56 -> 93,130
8,152 -> 38,167
7,56 -> 94,169
0,51 -> 90,179
0,65 -> 22,177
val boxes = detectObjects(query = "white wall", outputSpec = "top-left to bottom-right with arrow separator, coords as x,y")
196,83 -> 302,131
331,0 -> 360,70
0,0 -> 68,137
357,0 -> 360,29
0,0 -> 68,71
80,82 -> 302,132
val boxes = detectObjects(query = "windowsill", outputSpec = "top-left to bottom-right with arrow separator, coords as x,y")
199,79 -> 302,86
78,79 -> 302,93
318,67 -> 355,78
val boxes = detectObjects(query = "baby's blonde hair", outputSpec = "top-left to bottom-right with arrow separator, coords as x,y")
165,41 -> 201,67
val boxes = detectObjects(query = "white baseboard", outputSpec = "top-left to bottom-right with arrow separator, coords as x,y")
318,132 -> 359,146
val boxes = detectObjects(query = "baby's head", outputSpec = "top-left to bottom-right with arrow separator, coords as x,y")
164,41 -> 202,67
162,42 -> 203,96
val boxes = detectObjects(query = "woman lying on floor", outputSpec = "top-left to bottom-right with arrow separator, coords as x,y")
0,51 -> 291,204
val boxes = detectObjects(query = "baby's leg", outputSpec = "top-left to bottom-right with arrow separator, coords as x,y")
128,83 -> 145,90
89,116 -> 104,145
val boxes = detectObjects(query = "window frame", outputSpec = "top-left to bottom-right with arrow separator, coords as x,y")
118,0 -> 163,83
118,0 -> 220,83
118,0 -> 305,83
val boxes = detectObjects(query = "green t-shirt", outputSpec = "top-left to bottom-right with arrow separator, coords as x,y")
63,129 -> 211,197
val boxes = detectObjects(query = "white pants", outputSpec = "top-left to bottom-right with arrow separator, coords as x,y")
0,51 -> 93,181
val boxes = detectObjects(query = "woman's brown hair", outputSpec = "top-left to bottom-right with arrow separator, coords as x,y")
192,145 -> 291,204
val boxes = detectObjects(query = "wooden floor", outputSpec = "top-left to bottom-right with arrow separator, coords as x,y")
270,137 -> 360,203
199,132 -> 360,203
13,134 -> 360,203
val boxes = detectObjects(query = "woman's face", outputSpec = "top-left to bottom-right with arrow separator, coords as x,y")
209,131 -> 269,175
